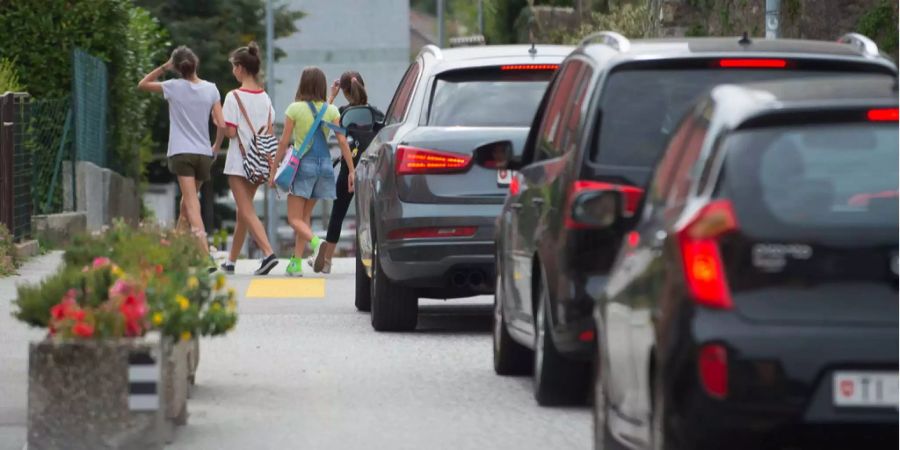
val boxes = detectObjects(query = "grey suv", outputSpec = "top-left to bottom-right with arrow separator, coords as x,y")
354,44 -> 573,331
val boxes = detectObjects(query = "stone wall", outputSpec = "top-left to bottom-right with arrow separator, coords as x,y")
62,161 -> 140,231
647,0 -> 898,60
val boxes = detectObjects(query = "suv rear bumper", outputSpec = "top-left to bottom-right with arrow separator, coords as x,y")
378,201 -> 500,297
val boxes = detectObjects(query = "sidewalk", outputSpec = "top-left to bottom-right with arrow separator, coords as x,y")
0,252 -> 63,450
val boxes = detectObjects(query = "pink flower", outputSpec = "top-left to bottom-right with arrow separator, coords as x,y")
72,322 -> 94,338
92,257 -> 111,269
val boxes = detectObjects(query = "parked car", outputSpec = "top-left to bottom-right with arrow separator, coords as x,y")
592,76 -> 898,449
353,44 -> 573,331
474,32 -> 898,406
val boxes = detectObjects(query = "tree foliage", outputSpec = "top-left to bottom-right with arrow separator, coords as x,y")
546,2 -> 649,44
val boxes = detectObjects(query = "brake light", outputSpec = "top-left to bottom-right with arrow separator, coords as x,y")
509,175 -> 520,196
388,226 -> 477,240
395,146 -> 471,175
867,108 -> 899,121
565,180 -> 644,230
698,343 -> 729,399
578,330 -> 595,342
677,200 -> 737,309
500,64 -> 559,71
718,58 -> 787,68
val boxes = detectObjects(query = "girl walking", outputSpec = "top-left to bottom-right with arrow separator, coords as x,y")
218,42 -> 279,275
271,67 -> 356,277
309,71 -> 383,273
138,46 -> 224,266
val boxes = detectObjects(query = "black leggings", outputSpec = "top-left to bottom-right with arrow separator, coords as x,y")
326,162 -> 354,244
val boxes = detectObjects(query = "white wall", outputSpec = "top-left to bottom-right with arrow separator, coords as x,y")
272,0 -> 411,118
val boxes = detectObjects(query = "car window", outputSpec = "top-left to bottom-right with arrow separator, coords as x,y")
559,64 -> 594,155
647,112 -> 698,207
428,68 -> 554,128
535,60 -> 582,161
666,112 -> 709,208
723,123 -> 899,229
385,62 -> 421,125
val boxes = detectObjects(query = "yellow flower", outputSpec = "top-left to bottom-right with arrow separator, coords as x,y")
187,276 -> 199,289
227,299 -> 237,312
211,302 -> 222,311
111,265 -> 125,278
215,274 -> 226,291
180,331 -> 192,342
176,295 -> 190,311
227,288 -> 236,301
152,312 -> 164,326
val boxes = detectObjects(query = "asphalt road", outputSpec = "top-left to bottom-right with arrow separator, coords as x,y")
169,258 -> 591,449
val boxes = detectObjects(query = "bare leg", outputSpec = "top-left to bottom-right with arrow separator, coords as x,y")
229,214 -> 247,262
287,196 -> 315,259
177,176 -> 208,254
228,176 -> 275,260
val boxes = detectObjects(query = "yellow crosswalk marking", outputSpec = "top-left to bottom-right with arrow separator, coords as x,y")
245,278 -> 325,299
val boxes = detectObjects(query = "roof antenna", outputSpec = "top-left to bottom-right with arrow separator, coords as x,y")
739,31 -> 752,45
528,19 -> 537,55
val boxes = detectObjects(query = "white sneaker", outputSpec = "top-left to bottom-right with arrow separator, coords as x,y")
321,261 -> 331,274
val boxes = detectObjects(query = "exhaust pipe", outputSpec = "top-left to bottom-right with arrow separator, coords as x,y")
467,271 -> 484,288
451,271 -> 468,288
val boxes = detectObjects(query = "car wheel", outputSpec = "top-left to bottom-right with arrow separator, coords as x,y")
593,357 -> 627,450
354,235 -> 371,312
370,241 -> 418,331
533,271 -> 590,406
493,271 -> 532,375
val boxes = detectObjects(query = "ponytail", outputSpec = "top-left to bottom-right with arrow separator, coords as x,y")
339,71 -> 368,106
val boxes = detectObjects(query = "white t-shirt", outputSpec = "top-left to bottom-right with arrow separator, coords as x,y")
161,79 -> 219,157
223,89 -> 276,178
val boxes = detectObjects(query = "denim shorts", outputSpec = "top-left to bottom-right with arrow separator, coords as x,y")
290,156 -> 336,200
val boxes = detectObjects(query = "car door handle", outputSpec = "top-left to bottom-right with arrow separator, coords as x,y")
531,198 -> 544,206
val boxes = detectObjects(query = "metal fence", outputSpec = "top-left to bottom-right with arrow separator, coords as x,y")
0,93 -> 33,241
73,48 -> 107,168
28,97 -> 73,215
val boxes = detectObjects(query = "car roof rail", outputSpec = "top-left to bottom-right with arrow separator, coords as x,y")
421,44 -> 443,60
838,33 -> 880,58
579,31 -> 631,52
449,35 -> 486,48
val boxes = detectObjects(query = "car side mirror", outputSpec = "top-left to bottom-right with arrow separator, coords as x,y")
571,190 -> 622,229
341,106 -> 377,132
473,140 -> 522,171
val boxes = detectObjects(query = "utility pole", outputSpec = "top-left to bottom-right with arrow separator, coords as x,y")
265,0 -> 278,253
437,0 -> 445,47
477,0 -> 484,35
765,0 -> 780,39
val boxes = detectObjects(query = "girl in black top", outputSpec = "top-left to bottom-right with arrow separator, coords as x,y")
309,71 -> 383,273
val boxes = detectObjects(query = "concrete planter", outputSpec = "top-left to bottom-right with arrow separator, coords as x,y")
27,334 -> 165,450
161,338 -> 190,443
187,338 -> 199,387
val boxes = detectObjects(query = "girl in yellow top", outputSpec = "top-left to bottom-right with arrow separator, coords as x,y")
272,67 -> 355,276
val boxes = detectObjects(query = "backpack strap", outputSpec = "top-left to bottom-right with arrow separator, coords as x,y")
231,91 -> 258,159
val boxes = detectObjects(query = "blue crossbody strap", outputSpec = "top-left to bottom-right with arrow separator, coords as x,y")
293,101 -> 329,160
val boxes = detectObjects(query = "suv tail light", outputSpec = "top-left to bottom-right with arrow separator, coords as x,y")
698,343 -> 729,399
676,200 -> 738,309
565,181 -> 643,230
867,108 -> 899,121
501,64 -> 559,71
718,58 -> 787,68
388,226 -> 477,240
396,146 -> 471,175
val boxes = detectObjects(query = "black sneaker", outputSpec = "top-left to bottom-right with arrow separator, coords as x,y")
220,262 -> 235,274
254,254 -> 279,276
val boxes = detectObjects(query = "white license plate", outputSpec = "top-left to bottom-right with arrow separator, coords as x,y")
833,371 -> 899,408
497,169 -> 512,186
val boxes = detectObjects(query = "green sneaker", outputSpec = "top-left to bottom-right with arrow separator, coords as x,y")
285,257 -> 303,277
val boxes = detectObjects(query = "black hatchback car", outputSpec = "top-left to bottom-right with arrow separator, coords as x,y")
592,76 -> 899,450
475,32 -> 898,406
354,44 -> 572,331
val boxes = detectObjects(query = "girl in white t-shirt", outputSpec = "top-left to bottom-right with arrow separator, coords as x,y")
217,42 -> 278,276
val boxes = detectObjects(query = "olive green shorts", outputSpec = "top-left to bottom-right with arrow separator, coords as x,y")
168,154 -> 213,182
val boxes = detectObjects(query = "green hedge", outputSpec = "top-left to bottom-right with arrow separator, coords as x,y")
0,0 -> 167,181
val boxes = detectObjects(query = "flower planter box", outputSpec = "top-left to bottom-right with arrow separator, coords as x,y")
187,337 -> 199,388
27,334 -> 165,450
161,338 -> 190,443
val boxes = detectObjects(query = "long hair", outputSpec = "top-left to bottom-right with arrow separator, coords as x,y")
171,46 -> 198,79
340,71 -> 368,106
229,41 -> 261,79
295,67 -> 327,102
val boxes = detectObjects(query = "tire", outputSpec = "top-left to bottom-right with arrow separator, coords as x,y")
493,270 -> 532,375
354,235 -> 371,312
593,356 -> 628,450
533,269 -> 590,406
370,241 -> 418,331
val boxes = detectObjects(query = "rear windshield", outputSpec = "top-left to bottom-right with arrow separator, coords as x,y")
428,69 -> 553,127
722,123 -> 898,229
593,69 -> 892,168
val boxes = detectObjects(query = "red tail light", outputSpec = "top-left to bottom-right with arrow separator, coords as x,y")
565,180 -> 644,230
867,108 -> 899,121
509,175 -> 521,196
698,343 -> 729,399
718,58 -> 787,68
677,200 -> 738,309
388,226 -> 477,240
396,146 -> 471,175
500,64 -> 559,71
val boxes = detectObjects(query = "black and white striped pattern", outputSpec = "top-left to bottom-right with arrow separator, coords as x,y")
128,351 -> 159,411
242,129 -> 277,185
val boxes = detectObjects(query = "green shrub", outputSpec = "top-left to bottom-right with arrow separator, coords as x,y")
0,223 -> 18,276
547,3 -> 649,44
0,58 -> 23,93
857,0 -> 898,62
